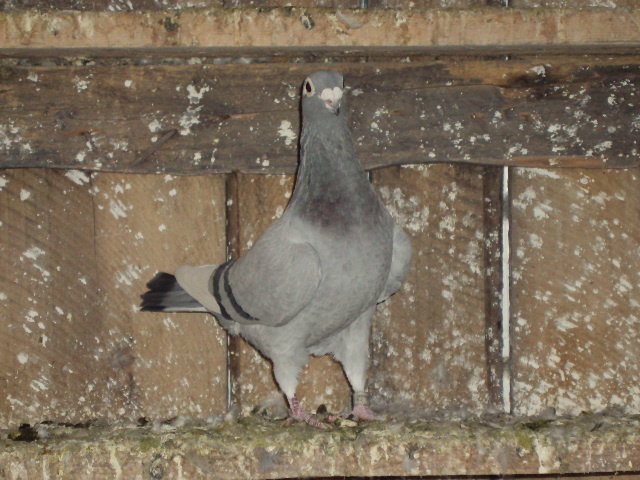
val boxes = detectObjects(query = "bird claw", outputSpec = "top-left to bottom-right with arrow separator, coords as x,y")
285,396 -> 331,429
285,413 -> 331,429
349,404 -> 385,422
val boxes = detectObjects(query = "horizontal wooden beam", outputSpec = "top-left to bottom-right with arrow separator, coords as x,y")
1,56 -> 639,173
1,8 -> 640,52
1,414 -> 640,478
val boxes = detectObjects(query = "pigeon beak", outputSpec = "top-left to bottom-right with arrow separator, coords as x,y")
324,99 -> 341,115
321,87 -> 343,115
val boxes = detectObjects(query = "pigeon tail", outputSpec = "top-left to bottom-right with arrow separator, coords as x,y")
140,272 -> 207,313
174,264 -> 221,315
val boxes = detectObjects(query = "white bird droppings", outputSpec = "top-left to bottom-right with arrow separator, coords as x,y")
529,65 -> 547,76
278,120 -> 297,146
186,84 -> 210,105
148,119 -> 162,133
23,246 -> 45,261
178,107 -> 202,136
65,170 -> 91,186
73,77 -> 90,92
109,199 -> 128,219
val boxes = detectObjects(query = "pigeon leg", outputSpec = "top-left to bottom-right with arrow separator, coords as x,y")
351,391 -> 385,421
273,356 -> 329,429
287,395 -> 330,429
333,307 -> 384,421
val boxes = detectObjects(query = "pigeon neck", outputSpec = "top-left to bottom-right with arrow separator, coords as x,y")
288,115 -> 377,227
296,115 -> 366,190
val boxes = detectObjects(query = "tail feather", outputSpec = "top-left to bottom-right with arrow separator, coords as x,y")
140,272 -> 207,313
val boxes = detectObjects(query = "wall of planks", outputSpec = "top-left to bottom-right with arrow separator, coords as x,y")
1,163 -> 638,427
1,0 -> 640,432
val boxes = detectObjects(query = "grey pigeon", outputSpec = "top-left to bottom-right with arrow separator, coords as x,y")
141,70 -> 411,427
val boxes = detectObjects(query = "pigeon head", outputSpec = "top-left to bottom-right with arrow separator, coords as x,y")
302,70 -> 344,117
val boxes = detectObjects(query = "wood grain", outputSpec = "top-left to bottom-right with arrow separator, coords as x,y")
0,169 -> 106,426
1,0 -> 632,9
92,173 -> 228,421
369,164 -> 491,415
510,167 -> 640,416
512,0 -> 636,5
0,0 -> 496,10
0,170 -> 229,426
1,57 -> 638,174
2,8 -> 640,50
482,166 -> 505,411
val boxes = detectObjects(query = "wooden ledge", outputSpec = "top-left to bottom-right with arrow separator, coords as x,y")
1,8 -> 640,52
2,8 -> 640,173
1,56 -> 640,173
2,414 -> 640,478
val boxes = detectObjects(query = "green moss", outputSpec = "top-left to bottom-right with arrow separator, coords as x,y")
514,428 -> 535,452
139,435 -> 161,452
2,414 -> 640,478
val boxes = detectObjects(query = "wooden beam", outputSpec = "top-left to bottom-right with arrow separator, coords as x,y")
1,8 -> 640,51
225,172 -> 242,412
482,166 -> 505,412
1,414 -> 639,478
1,56 -> 639,173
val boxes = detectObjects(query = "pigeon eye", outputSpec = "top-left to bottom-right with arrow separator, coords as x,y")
304,79 -> 314,96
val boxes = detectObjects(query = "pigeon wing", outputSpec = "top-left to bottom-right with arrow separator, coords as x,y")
177,220 -> 321,327
377,223 -> 411,303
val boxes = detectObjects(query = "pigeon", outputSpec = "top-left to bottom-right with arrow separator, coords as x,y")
141,70 -> 411,428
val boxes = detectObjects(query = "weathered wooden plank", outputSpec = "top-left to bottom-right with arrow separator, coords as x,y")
0,169 -> 108,427
369,164 -> 491,415
1,57 -> 639,173
0,0 -> 495,11
212,0 -> 496,8
0,170 -> 229,427
482,166 -> 505,411
2,414 -> 640,478
91,172 -> 228,421
225,172 -> 241,411
510,167 -> 640,416
231,174 -> 352,417
2,0 -> 634,11
1,8 -> 640,51
513,0 -> 636,6
0,0 -> 224,9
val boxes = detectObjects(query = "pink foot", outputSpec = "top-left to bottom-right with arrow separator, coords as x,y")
350,404 -> 385,422
287,395 -> 330,430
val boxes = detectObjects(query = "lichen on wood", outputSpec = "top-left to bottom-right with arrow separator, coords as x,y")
1,413 -> 639,478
